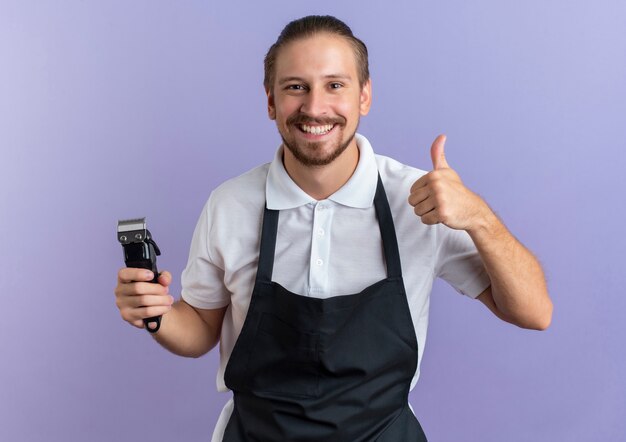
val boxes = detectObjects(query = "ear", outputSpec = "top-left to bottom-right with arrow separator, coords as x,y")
359,78 -> 372,116
266,87 -> 276,120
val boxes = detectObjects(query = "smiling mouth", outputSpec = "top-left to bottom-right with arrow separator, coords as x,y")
298,123 -> 335,136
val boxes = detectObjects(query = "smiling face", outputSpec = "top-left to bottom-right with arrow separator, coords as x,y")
267,33 -> 371,167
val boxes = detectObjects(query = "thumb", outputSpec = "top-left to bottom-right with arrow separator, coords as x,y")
430,134 -> 449,170
157,270 -> 172,287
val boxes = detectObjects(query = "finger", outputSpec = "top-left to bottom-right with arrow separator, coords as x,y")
413,198 -> 436,217
122,305 -> 172,324
408,186 -> 430,207
126,294 -> 174,309
420,209 -> 441,225
430,134 -> 449,170
131,319 -> 144,329
409,173 -> 429,194
118,268 -> 155,284
136,305 -> 173,320
116,293 -> 173,316
116,281 -> 169,299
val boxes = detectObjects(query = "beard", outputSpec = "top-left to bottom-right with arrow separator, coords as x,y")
279,114 -> 357,167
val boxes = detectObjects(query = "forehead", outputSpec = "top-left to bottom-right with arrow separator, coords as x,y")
274,33 -> 358,81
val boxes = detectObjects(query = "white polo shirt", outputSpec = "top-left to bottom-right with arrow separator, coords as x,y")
181,133 -> 490,440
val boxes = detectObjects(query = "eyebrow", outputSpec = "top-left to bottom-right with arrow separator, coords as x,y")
278,74 -> 352,85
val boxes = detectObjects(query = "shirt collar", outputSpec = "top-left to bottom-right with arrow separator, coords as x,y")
266,133 -> 378,210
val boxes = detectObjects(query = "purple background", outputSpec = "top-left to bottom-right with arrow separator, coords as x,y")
1,1 -> 625,441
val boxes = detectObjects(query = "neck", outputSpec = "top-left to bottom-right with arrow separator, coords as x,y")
283,140 -> 360,200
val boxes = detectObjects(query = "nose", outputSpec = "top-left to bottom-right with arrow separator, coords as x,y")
299,87 -> 328,117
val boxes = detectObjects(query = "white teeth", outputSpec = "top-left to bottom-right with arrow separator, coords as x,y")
300,124 -> 334,135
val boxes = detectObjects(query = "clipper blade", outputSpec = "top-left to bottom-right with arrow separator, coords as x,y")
117,217 -> 147,244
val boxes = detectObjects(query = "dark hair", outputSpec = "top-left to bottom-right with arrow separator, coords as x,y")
263,15 -> 369,92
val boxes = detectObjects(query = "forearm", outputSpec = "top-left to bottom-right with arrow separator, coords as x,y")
150,300 -> 221,358
468,209 -> 552,330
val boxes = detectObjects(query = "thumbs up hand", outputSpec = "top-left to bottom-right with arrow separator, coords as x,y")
408,135 -> 490,231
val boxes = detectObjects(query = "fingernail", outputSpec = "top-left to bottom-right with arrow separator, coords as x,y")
145,271 -> 154,279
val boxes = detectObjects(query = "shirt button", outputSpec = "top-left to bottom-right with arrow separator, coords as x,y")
317,204 -> 326,211
317,228 -> 325,236
316,259 -> 324,266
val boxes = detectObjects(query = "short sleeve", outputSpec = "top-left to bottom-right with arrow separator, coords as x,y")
181,194 -> 231,309
434,225 -> 491,299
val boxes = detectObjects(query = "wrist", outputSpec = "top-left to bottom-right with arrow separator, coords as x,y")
467,203 -> 500,238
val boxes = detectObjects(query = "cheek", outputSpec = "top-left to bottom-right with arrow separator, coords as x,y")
335,101 -> 361,122
335,93 -> 363,114
276,96 -> 302,113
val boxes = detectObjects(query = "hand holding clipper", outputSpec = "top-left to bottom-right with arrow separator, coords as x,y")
117,217 -> 163,333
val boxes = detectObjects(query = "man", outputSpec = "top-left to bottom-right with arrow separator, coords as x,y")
114,15 -> 552,441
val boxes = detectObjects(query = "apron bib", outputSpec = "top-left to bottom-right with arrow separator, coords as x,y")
223,175 -> 427,441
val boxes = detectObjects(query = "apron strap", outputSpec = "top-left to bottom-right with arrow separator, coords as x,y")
373,174 -> 403,279
256,207 -> 279,283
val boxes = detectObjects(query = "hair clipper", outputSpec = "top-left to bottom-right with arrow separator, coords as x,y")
117,217 -> 162,333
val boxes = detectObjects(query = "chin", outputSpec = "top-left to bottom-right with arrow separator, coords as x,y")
284,137 -> 354,168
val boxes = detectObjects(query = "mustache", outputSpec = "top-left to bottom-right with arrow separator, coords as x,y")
287,114 -> 346,126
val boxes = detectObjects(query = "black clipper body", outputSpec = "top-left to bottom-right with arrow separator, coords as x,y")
117,217 -> 162,333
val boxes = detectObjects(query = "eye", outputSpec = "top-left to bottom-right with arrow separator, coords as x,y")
329,82 -> 343,89
286,84 -> 306,91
